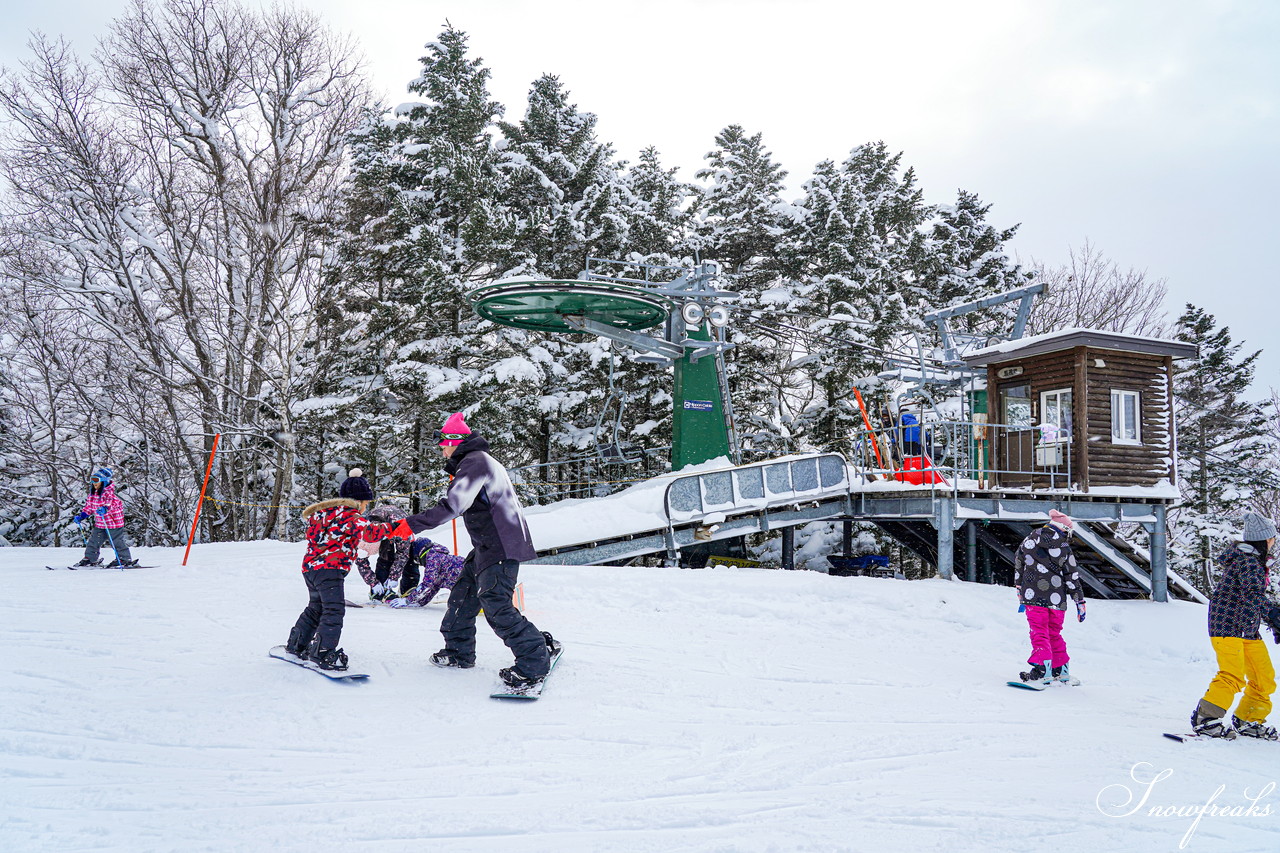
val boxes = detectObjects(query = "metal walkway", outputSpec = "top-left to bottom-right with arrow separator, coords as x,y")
526,452 -> 1198,603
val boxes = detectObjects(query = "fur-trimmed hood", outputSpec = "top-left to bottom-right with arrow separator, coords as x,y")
301,497 -> 362,519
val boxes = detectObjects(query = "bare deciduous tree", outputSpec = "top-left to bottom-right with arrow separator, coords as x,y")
0,0 -> 370,542
1025,240 -> 1169,336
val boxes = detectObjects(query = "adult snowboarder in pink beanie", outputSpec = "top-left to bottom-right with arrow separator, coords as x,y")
403,413 -> 558,690
438,412 -> 471,447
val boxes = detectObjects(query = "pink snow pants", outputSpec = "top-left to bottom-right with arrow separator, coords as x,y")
1025,605 -> 1069,667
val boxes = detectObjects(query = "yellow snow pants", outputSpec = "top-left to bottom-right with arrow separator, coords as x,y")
1203,637 -> 1276,723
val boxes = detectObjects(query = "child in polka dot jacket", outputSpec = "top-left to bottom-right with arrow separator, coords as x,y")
1016,510 -> 1086,685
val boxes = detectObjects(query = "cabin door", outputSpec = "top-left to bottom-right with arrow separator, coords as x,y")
997,382 -> 1034,486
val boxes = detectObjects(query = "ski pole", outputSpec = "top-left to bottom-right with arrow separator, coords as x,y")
102,524 -> 125,570
74,518 -> 88,547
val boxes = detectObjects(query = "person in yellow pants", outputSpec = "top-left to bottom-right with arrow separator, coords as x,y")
1191,512 -> 1279,739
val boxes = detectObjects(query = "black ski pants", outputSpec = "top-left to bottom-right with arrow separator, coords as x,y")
440,557 -> 549,676
290,568 -> 346,652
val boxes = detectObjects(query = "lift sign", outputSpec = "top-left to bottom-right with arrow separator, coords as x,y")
683,400 -> 715,411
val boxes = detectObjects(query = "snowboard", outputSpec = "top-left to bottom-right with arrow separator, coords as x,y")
1007,675 -> 1081,691
1008,680 -> 1049,691
1163,732 -> 1278,743
268,646 -> 369,681
491,646 -> 564,701
47,564 -> 154,570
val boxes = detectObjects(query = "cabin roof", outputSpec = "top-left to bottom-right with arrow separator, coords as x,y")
961,328 -> 1199,367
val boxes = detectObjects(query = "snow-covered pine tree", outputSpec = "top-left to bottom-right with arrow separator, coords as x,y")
779,143 -> 928,455
691,125 -> 789,278
1170,304 -> 1274,588
495,75 -> 639,467
914,189 -> 1031,334
604,147 -> 699,458
689,126 -> 796,456
303,26 -> 538,508
624,146 -> 695,262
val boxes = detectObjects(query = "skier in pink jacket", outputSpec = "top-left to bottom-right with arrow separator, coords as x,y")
72,467 -> 138,567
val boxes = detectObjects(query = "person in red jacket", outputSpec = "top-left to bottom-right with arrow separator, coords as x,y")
284,469 -> 404,670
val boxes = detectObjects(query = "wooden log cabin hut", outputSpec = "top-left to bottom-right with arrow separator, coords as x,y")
960,329 -> 1198,493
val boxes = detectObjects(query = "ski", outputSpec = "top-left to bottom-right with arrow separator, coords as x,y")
343,599 -> 364,608
491,646 -> 564,701
47,564 -> 155,570
268,646 -> 369,681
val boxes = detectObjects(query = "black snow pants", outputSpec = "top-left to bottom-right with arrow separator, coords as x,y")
440,557 -> 550,677
290,568 -> 347,652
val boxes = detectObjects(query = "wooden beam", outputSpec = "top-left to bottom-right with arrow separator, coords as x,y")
1076,347 -> 1089,493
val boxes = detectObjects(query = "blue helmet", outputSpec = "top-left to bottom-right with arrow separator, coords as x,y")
92,467 -> 113,486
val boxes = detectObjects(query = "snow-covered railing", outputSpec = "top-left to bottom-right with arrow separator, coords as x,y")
663,453 -> 849,524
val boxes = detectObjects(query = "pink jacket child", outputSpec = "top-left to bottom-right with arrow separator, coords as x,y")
71,467 -> 138,567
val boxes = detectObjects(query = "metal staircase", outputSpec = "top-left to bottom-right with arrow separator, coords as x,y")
870,519 -> 1204,602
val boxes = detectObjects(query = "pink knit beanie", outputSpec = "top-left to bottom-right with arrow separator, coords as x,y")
1048,509 -> 1074,530
439,412 -> 471,447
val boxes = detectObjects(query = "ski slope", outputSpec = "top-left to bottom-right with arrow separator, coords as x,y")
2,542 -> 1277,853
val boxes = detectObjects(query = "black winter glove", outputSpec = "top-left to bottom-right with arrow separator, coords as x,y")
1263,603 -> 1280,645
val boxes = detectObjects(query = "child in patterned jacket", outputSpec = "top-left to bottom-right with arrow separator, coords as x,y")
1015,510 -> 1086,686
284,470 -> 406,670
387,538 -> 466,608
72,467 -> 138,568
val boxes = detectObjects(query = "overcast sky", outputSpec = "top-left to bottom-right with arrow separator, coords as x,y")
3,0 -> 1277,391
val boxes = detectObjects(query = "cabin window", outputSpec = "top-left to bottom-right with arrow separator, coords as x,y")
1111,390 -> 1141,445
1038,389 -> 1073,443
1000,384 -> 1032,428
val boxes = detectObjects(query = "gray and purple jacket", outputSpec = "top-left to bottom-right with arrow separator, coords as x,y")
399,539 -> 467,606
404,435 -> 537,570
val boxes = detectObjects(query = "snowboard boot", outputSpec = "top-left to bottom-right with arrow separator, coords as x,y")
1019,663 -> 1048,684
542,631 -> 562,656
499,666 -> 544,690
285,627 -> 312,657
430,650 -> 475,669
314,648 -> 349,671
1191,702 -> 1238,739
72,558 -> 102,567
1232,716 -> 1280,741
1051,664 -> 1079,685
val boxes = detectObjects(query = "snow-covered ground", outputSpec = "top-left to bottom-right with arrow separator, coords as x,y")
2,542 -> 1278,853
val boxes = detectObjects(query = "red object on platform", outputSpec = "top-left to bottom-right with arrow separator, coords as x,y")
895,456 -> 948,485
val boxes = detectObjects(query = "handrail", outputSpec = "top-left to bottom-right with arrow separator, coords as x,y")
663,453 -> 850,523
848,419 -> 1077,494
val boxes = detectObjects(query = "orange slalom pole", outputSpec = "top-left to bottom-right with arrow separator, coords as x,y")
853,389 -> 886,468
182,432 -> 220,566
